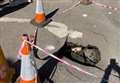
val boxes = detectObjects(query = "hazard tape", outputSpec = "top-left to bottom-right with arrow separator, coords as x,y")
25,40 -> 97,78
92,0 -> 119,11
60,0 -> 120,15
25,40 -> 120,83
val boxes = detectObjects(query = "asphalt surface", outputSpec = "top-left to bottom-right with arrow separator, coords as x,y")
1,0 -> 120,83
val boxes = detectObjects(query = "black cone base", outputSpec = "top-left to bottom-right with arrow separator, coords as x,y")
30,18 -> 52,28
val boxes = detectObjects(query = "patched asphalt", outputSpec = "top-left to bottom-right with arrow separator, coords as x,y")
1,0 -> 120,83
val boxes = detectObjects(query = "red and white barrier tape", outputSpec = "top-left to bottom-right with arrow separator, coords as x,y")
60,0 -> 120,14
24,40 -> 118,83
25,40 -> 97,78
92,0 -> 119,11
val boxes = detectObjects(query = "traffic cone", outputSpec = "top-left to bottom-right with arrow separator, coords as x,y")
31,0 -> 51,27
0,45 -> 15,83
19,34 -> 38,83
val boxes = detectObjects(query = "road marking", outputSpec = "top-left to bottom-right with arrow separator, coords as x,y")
0,17 -> 83,39
45,21 -> 83,38
68,30 -> 83,39
45,21 -> 68,38
0,17 -> 30,23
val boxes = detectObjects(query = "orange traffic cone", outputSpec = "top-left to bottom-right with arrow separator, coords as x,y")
19,34 -> 38,83
0,45 -> 15,83
31,0 -> 51,27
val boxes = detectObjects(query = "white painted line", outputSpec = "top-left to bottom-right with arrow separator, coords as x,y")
0,17 -> 31,23
45,22 -> 83,39
0,17 -> 83,39
61,1 -> 81,14
45,21 -> 68,38
69,30 -> 83,39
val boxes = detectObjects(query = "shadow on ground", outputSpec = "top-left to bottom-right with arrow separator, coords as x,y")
37,45 -> 64,83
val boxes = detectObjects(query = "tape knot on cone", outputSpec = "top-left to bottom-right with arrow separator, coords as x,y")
21,42 -> 31,55
20,34 -> 31,56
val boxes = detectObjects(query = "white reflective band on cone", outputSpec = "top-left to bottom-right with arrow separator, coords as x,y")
36,0 -> 44,13
20,55 -> 37,80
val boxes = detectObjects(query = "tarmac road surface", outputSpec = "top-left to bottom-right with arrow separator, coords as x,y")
1,0 -> 120,83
